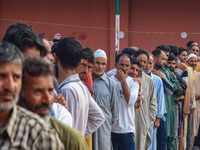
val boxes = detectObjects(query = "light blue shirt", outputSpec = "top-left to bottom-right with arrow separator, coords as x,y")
107,68 -> 117,75
150,73 -> 167,121
51,103 -> 73,127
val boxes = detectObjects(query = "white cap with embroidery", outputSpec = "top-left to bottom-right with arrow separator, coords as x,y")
94,49 -> 107,59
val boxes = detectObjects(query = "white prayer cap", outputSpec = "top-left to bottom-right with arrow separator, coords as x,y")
94,49 -> 107,59
187,54 -> 197,60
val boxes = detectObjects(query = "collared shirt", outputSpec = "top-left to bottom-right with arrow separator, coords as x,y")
93,73 -> 120,122
160,65 -> 179,137
59,74 -> 105,138
111,75 -> 139,134
150,72 -> 167,120
0,106 -> 64,150
51,102 -> 73,127
92,73 -> 120,150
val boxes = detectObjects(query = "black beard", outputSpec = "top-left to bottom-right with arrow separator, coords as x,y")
155,63 -> 163,69
192,66 -> 197,70
169,67 -> 174,72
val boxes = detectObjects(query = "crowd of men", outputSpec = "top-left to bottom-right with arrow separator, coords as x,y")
0,22 -> 200,150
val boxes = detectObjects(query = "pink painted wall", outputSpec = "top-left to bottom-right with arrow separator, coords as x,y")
1,0 -> 200,70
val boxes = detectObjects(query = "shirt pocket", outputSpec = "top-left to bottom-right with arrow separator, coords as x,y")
97,92 -> 111,108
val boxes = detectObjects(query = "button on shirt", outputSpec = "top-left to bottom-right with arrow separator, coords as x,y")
111,75 -> 139,134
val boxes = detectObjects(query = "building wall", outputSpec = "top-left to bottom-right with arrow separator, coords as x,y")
1,0 -> 200,70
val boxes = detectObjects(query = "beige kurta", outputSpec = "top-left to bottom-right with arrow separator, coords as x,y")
183,67 -> 196,149
189,71 -> 200,149
135,72 -> 157,150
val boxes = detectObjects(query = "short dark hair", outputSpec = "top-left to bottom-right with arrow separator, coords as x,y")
115,53 -> 131,64
22,56 -> 54,86
3,29 -> 46,57
82,47 -> 94,64
121,47 -> 136,56
156,44 -> 171,52
134,49 -> 149,60
131,57 -> 141,68
56,37 -> 83,69
3,22 -> 33,42
152,48 -> 162,57
178,47 -> 187,55
168,54 -> 177,61
0,40 -> 24,64
187,40 -> 197,48
168,45 -> 179,57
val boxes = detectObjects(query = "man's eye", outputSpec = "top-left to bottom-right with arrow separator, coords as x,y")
13,75 -> 20,80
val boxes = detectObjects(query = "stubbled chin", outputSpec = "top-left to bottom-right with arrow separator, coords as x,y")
145,69 -> 151,74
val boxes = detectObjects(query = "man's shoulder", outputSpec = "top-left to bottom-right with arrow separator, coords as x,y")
152,73 -> 162,82
17,106 -> 50,129
104,74 -> 118,86
49,117 -> 88,149
142,72 -> 154,83
195,63 -> 200,72
9,106 -> 64,149
60,80 -> 87,93
178,61 -> 188,71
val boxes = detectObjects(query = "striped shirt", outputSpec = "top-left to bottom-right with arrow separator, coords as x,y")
0,106 -> 64,150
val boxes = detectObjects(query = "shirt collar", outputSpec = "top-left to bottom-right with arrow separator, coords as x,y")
150,72 -> 153,78
92,72 -> 107,81
58,74 -> 80,89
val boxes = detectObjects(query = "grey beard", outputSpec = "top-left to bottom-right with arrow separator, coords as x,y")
144,68 -> 152,74
0,94 -> 19,111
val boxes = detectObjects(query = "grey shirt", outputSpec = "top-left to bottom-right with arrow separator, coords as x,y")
92,73 -> 120,150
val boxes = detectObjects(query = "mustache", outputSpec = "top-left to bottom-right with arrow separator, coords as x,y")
121,69 -> 127,74
81,72 -> 87,75
34,103 -> 51,111
0,90 -> 16,97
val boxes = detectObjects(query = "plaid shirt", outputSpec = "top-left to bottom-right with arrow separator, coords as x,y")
0,106 -> 64,150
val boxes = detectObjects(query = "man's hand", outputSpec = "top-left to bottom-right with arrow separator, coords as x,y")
179,95 -> 185,100
154,117 -> 161,128
115,69 -> 127,83
183,114 -> 187,118
171,72 -> 176,78
195,94 -> 200,100
55,94 -> 67,108
152,69 -> 164,78
190,108 -> 195,114
134,92 -> 144,109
